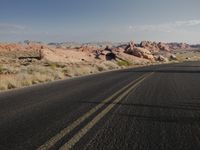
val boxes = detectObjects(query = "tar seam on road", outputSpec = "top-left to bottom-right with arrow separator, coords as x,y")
37,72 -> 153,150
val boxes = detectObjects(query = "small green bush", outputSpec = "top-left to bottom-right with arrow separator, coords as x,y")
44,61 -> 57,69
44,61 -> 66,69
117,60 -> 131,67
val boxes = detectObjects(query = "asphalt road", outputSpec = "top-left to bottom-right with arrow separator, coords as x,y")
1,61 -> 200,150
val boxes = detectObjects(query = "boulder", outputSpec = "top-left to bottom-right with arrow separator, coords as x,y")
125,46 -> 154,61
170,54 -> 177,60
105,52 -> 116,60
156,55 -> 168,62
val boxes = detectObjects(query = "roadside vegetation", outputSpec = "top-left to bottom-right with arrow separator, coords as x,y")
117,60 -> 131,67
0,63 -> 65,90
1,43 -> 199,91
0,59 -> 128,91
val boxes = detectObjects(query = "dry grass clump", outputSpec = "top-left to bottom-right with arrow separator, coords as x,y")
0,64 -> 3,74
0,63 -> 66,91
0,58 -> 136,91
0,64 -> 19,74
176,51 -> 200,62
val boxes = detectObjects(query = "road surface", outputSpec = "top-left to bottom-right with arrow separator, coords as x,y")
1,61 -> 200,150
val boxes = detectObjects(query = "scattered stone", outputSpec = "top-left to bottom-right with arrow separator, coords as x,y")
170,54 -> 177,60
186,57 -> 190,60
156,55 -> 168,62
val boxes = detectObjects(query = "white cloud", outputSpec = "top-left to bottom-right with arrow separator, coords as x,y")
174,20 -> 200,26
0,23 -> 26,34
129,19 -> 200,33
128,25 -> 133,29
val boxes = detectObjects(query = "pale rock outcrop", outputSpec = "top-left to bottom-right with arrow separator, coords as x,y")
156,55 -> 168,62
168,43 -> 191,50
125,42 -> 154,61
140,41 -> 170,52
140,41 -> 160,52
170,54 -> 177,60
158,42 -> 170,51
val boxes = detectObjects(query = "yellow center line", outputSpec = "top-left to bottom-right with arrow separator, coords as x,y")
37,73 -> 151,150
59,72 -> 154,150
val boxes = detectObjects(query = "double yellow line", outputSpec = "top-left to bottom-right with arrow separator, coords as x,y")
37,72 -> 154,150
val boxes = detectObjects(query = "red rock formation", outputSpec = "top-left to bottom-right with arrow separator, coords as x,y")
167,43 -> 191,50
140,41 -> 170,52
0,43 -> 45,52
158,42 -> 170,51
124,42 -> 155,61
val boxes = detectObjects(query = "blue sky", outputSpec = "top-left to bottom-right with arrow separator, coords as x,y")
0,0 -> 200,43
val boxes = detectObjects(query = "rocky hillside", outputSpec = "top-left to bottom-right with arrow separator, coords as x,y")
167,43 -> 191,50
137,41 -> 192,52
139,41 -> 170,52
1,40 -> 198,91
0,42 -> 153,90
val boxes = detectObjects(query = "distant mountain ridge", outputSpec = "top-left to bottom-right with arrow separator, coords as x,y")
46,41 -> 199,51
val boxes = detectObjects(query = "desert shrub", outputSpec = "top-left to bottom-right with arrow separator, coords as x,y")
21,80 -> 31,86
44,61 -> 57,69
7,82 -> 17,89
49,63 -> 57,70
0,65 -> 20,74
0,65 -> 8,74
0,65 -> 67,91
0,85 -> 7,90
0,64 -> 3,73
62,68 -> 69,74
55,62 -> 66,68
0,79 -> 8,90
53,71 -> 65,80
20,75 -> 32,86
44,60 -> 67,69
97,66 -> 104,71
